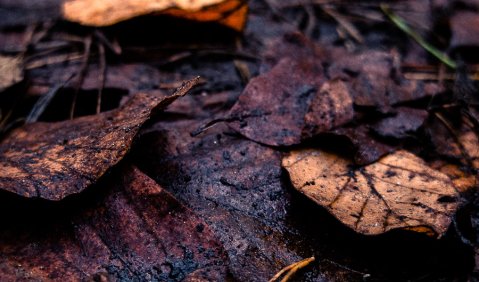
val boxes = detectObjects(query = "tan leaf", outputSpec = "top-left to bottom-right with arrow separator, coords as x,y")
0,77 -> 199,200
0,55 -> 23,92
62,0 -> 248,31
282,149 -> 460,236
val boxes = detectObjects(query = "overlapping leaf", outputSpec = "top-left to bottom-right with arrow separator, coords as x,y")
282,149 -> 460,236
0,78 -> 199,200
227,58 -> 353,146
0,165 -> 229,281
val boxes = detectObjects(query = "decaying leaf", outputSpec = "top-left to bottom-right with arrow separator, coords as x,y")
282,149 -> 460,236
0,55 -> 23,92
332,125 -> 396,165
429,118 -> 479,192
0,0 -> 62,28
450,11 -> 479,50
31,63 -> 162,94
372,107 -> 428,139
62,0 -> 248,31
328,50 -> 442,110
136,120 -> 315,280
0,77 -> 199,200
227,58 -> 353,146
0,165 -> 229,281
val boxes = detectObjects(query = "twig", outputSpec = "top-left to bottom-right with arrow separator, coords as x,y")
269,256 -> 315,282
26,74 -> 74,123
233,38 -> 251,85
96,42 -> 106,114
70,35 -> 92,119
322,6 -> 364,43
381,4 -> 457,69
322,259 -> 371,277
304,4 -> 317,38
94,30 -> 122,55
25,53 -> 84,70
433,112 -> 476,171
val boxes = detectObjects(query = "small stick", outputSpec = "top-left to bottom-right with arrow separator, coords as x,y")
269,256 -> 315,282
25,74 -> 74,123
70,35 -> 92,119
322,6 -> 364,43
96,42 -> 106,114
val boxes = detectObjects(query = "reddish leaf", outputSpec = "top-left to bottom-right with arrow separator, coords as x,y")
328,50 -> 442,110
226,58 -> 353,146
372,107 -> 428,139
31,63 -> 162,94
332,125 -> 396,165
0,165 -> 229,281
450,11 -> 479,50
0,77 -> 199,200
136,121 -> 312,280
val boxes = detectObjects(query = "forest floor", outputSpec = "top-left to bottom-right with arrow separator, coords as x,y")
0,0 -> 479,281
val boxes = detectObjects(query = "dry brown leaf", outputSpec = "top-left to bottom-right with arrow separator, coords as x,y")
62,0 -> 248,31
0,55 -> 23,92
429,117 -> 479,192
282,149 -> 460,236
0,77 -> 199,200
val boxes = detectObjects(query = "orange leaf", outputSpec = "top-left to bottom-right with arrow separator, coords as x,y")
282,149 -> 460,236
62,0 -> 248,31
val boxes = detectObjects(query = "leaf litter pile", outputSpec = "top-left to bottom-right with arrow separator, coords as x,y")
0,0 -> 479,281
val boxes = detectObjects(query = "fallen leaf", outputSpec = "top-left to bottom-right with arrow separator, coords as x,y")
226,58 -> 353,146
0,77 -> 199,200
372,107 -> 428,139
430,119 -> 479,191
136,120 -> 320,280
0,165 -> 229,281
302,79 -> 354,139
31,63 -> 162,94
282,149 -> 459,236
328,50 -> 443,110
0,55 -> 23,92
429,116 -> 479,172
261,32 -> 328,73
450,11 -> 479,50
332,125 -> 396,165
62,0 -> 248,31
0,0 -> 62,28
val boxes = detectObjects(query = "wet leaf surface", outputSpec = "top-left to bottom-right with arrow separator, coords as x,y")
137,120 -> 303,280
0,78 -> 199,200
0,55 -> 23,92
282,149 -> 460,236
0,0 -> 62,28
328,50 -> 443,110
226,58 -> 353,146
62,0 -> 248,31
133,92 -> 472,281
372,107 -> 428,139
0,165 -> 229,281
0,0 -> 478,280
332,125 -> 396,165
450,11 -> 479,50
30,63 -> 162,94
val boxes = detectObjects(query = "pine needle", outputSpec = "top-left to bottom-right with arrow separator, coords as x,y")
381,4 -> 457,69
